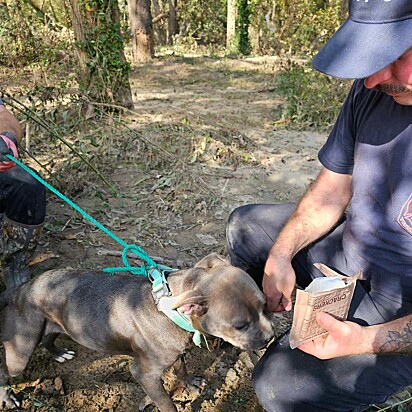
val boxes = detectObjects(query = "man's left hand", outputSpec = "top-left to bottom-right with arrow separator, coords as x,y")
298,312 -> 374,359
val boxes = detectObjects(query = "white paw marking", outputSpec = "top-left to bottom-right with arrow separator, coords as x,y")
10,393 -> 20,408
55,350 -> 76,363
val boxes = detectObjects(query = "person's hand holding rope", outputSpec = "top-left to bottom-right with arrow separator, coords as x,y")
0,132 -> 18,171
0,132 -> 19,172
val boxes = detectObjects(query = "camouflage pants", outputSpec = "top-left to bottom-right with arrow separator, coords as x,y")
0,165 -> 46,289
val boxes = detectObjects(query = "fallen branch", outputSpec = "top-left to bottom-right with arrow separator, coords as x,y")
153,12 -> 169,24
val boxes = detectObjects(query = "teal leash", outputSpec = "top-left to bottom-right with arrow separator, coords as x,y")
6,154 -> 207,348
6,155 -> 156,273
5,154 -> 171,284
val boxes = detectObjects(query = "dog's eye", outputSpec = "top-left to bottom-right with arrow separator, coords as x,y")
234,322 -> 249,331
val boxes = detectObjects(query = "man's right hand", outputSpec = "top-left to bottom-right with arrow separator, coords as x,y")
0,134 -> 18,170
263,253 -> 296,312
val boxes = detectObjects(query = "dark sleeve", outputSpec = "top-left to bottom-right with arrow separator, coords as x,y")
0,98 -> 3,105
318,80 -> 363,175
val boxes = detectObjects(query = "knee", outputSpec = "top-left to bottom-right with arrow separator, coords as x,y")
252,355 -> 289,412
227,205 -> 253,240
226,205 -> 258,269
227,204 -> 262,251
6,175 -> 46,225
252,337 -> 302,412
22,175 -> 46,199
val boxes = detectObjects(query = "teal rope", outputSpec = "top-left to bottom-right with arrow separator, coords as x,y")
6,154 -> 157,276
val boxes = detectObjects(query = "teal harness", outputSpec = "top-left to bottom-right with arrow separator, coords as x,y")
7,154 -> 208,348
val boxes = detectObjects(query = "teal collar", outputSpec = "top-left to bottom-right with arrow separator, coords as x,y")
157,295 -> 209,349
145,267 -> 209,349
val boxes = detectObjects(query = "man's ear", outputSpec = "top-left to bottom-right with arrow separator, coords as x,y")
194,253 -> 230,269
174,291 -> 208,316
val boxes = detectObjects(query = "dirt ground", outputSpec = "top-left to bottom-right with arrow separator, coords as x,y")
2,54 -> 401,411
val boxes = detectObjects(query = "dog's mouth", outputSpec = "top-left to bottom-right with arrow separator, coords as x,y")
221,335 -> 274,351
241,341 -> 271,351
255,339 -> 273,350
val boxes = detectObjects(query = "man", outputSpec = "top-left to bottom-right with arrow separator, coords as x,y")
226,1 -> 412,411
0,98 -> 46,296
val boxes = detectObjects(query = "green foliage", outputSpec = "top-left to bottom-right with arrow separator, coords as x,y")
234,0 -> 250,55
174,0 -> 346,60
247,0 -> 344,55
178,0 -> 227,46
0,1 -> 71,67
274,60 -> 351,131
76,0 -> 131,103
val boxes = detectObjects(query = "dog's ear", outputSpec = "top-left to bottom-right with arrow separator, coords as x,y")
194,253 -> 230,269
174,291 -> 208,316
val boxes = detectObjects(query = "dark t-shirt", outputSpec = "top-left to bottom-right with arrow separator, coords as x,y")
319,79 -> 412,304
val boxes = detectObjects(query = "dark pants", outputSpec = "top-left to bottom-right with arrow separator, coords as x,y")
226,203 -> 412,412
0,164 -> 46,226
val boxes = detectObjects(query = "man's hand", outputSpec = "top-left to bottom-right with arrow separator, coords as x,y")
263,253 -> 296,312
298,312 -> 374,359
0,134 -> 18,171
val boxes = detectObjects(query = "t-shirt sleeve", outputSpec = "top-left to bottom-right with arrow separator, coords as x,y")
318,80 -> 362,175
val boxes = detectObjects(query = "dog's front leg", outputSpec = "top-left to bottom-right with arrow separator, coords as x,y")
130,357 -> 177,412
171,355 -> 206,396
0,362 -> 19,409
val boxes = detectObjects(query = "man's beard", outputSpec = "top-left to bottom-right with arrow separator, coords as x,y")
374,83 -> 412,95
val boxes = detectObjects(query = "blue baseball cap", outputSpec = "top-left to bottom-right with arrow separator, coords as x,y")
313,0 -> 412,79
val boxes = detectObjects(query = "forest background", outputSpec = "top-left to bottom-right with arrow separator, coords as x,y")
2,1 -> 410,411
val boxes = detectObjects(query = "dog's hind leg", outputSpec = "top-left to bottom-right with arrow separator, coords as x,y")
42,333 -> 75,363
0,330 -> 41,409
130,357 -> 177,412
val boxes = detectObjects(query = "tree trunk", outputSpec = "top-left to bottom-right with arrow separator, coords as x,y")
68,0 -> 133,109
227,0 -> 249,54
152,0 -> 167,45
168,0 -> 177,46
128,0 -> 154,63
226,0 -> 236,50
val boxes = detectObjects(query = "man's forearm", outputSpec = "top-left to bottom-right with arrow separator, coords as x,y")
371,314 -> 412,354
269,167 -> 352,259
0,105 -> 22,142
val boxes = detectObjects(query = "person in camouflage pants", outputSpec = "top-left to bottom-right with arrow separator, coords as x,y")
0,98 -> 46,298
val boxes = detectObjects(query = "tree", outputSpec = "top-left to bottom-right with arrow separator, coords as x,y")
128,0 -> 154,62
152,0 -> 167,45
168,0 -> 177,45
226,0 -> 250,54
226,0 -> 236,50
235,0 -> 250,54
68,0 -> 133,108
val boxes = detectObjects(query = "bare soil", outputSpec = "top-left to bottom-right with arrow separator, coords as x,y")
3,54 -> 330,411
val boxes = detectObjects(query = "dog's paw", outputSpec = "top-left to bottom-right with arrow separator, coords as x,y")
138,395 -> 153,411
53,348 -> 76,363
0,388 -> 20,409
171,375 -> 207,397
185,375 -> 207,394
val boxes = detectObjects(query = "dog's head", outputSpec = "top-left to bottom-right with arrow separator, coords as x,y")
172,253 -> 275,350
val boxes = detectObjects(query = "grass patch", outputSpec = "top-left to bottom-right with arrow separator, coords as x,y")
273,59 -> 352,132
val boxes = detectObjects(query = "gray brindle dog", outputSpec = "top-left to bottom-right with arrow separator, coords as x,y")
0,253 -> 275,411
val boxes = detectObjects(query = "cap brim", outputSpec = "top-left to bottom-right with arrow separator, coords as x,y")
312,18 -> 412,79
